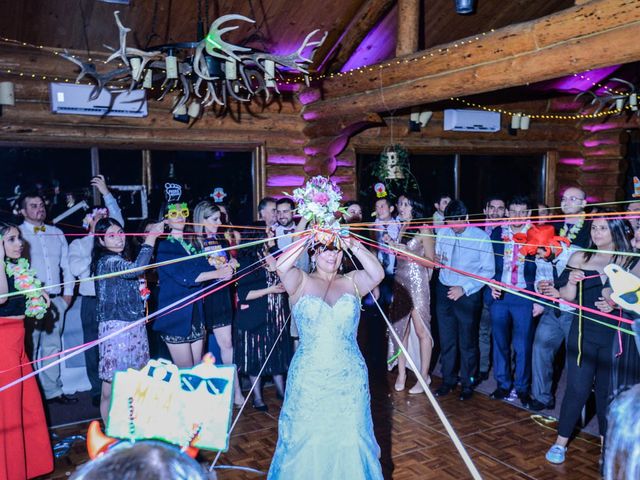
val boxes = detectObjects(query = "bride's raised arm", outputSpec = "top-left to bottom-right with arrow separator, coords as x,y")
343,236 -> 385,295
276,235 -> 308,295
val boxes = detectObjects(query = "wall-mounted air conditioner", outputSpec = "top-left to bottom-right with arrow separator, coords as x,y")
49,82 -> 148,118
443,109 -> 501,132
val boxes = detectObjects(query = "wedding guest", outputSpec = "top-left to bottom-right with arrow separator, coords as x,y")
435,200 -> 495,401
373,196 -> 400,307
487,196 -> 542,406
0,221 -> 54,479
193,200 -> 244,406
546,212 -> 633,465
343,201 -> 363,224
92,218 -> 164,422
154,201 -> 234,368
68,175 -> 124,407
387,194 -> 435,394
432,194 -> 452,226
234,225 -> 293,411
18,191 -> 77,404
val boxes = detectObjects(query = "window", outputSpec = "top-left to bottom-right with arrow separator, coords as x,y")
0,147 -> 255,228
357,151 -> 546,215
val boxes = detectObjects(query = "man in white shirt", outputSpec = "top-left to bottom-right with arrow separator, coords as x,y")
19,192 -> 77,404
373,197 -> 400,306
274,198 -> 297,251
435,200 -> 495,401
273,197 -> 308,345
68,175 -> 124,406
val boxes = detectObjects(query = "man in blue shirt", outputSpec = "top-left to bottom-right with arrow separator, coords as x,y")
435,200 -> 495,401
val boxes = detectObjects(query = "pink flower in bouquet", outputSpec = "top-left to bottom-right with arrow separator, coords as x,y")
312,192 -> 330,206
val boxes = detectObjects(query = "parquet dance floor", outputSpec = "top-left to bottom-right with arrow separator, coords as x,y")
47,371 -> 601,480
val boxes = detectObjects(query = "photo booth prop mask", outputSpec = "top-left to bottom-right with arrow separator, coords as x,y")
106,354 -> 235,452
165,182 -> 183,203
210,187 -> 228,203
604,263 -> 640,316
374,183 -> 388,198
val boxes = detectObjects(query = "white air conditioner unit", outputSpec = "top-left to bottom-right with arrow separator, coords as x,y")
443,109 -> 501,132
49,83 -> 148,117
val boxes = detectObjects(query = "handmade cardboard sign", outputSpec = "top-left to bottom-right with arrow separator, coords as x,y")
106,354 -> 234,451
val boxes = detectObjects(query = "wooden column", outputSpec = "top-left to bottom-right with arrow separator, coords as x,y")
396,0 -> 419,56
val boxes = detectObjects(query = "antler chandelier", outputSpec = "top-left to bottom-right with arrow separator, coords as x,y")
60,10 -> 327,119
575,78 -> 639,115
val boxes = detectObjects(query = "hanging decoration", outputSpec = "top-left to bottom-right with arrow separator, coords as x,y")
368,145 -> 420,200
58,10 -> 327,117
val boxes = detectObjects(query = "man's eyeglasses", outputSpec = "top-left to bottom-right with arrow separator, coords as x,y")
561,196 -> 585,203
180,373 -> 228,395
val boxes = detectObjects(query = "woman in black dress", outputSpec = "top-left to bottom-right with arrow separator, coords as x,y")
193,200 -> 244,405
234,229 -> 293,410
154,202 -> 234,368
545,210 -> 634,465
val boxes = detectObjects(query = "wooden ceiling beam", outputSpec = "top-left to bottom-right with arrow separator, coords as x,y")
302,0 -> 640,120
319,0 -> 395,73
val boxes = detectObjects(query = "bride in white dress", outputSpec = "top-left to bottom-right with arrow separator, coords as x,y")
267,235 -> 385,480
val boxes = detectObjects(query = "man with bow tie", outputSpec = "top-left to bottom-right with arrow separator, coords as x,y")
274,197 -> 308,347
19,192 -> 77,405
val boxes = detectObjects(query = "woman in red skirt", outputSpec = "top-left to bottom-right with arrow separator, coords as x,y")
0,221 -> 53,479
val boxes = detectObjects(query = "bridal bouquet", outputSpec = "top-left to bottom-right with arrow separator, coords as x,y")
291,176 -> 346,228
291,176 -> 349,248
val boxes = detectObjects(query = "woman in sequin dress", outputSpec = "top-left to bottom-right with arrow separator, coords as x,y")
387,194 -> 435,394
235,229 -> 293,410
93,217 -> 164,422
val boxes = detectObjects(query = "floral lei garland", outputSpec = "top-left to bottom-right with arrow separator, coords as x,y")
5,258 -> 48,319
503,224 -> 531,266
168,235 -> 197,255
559,216 -> 585,242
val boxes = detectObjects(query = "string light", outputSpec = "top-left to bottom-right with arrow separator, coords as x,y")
281,28 -> 497,84
452,97 -> 634,121
572,72 -> 632,97
2,29 -> 637,101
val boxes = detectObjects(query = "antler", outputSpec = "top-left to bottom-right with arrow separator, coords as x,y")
250,30 -> 328,74
610,78 -> 637,93
59,50 -> 96,82
203,14 -> 254,63
105,11 -> 132,66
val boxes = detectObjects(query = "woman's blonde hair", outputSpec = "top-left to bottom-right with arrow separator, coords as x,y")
192,200 -> 221,250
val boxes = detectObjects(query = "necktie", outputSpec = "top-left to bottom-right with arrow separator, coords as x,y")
34,225 -> 46,233
510,242 -> 520,285
450,236 -> 460,266
283,229 -> 295,234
